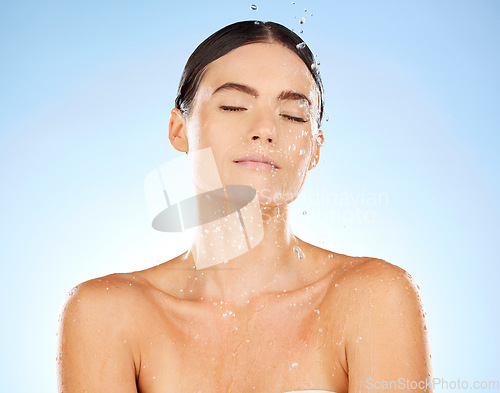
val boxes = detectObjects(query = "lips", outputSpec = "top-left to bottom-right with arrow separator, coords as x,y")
233,152 -> 280,170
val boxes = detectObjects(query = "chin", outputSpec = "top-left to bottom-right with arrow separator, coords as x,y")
221,173 -> 300,205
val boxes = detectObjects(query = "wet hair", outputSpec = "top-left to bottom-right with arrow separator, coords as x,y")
175,20 -> 324,128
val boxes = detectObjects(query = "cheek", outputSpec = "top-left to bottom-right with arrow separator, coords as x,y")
281,127 -> 315,170
186,113 -> 229,150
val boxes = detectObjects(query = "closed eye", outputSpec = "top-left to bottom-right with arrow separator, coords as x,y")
219,106 -> 247,112
281,114 -> 308,123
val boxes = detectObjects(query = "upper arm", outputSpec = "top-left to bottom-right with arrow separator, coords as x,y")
56,278 -> 139,393
345,259 -> 432,392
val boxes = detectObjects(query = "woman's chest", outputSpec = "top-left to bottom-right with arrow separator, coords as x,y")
134,292 -> 348,393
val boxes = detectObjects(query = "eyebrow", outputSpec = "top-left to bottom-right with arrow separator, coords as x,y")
212,82 -> 311,106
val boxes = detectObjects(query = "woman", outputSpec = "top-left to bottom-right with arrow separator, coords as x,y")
57,21 -> 432,393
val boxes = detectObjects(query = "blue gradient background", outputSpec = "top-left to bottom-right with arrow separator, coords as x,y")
1,1 -> 498,391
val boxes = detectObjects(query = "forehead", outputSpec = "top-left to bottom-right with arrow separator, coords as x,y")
199,42 -> 319,105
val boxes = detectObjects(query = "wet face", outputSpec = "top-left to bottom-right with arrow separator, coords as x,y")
173,42 -> 324,206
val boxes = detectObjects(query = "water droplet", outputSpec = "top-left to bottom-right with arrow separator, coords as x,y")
334,283 -> 339,288
328,253 -> 333,259
310,12 -> 314,16
293,245 -> 305,259
311,63 -> 317,70
288,144 -> 296,152
302,211 -> 307,215
296,42 -> 306,49
326,116 -> 330,122
292,1 -> 295,4
299,149 -> 305,155
291,362 -> 299,369
299,17 -> 306,24
250,4 -> 258,10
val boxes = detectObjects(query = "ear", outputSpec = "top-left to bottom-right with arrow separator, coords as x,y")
168,108 -> 189,153
307,130 -> 324,171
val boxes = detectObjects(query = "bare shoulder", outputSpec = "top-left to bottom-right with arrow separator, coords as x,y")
331,256 -> 431,389
325,253 -> 424,313
343,256 -> 415,285
341,256 -> 422,305
60,272 -> 149,318
57,273 -> 149,392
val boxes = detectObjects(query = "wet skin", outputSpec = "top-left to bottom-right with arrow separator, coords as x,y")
56,43 -> 431,393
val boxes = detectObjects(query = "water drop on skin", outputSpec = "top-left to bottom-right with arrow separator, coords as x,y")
293,245 -> 305,259
250,4 -> 258,10
290,362 -> 299,369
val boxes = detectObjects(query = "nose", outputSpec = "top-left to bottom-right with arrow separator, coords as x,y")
249,109 -> 277,144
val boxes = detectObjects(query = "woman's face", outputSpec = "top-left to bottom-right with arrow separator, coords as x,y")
174,42 -> 323,206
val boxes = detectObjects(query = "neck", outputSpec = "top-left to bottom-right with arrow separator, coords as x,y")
183,204 -> 304,305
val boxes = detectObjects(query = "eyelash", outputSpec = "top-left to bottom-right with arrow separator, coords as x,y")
281,114 -> 308,123
219,106 -> 308,123
220,106 -> 245,112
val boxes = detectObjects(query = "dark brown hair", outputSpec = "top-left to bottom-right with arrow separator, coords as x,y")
175,20 -> 324,128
